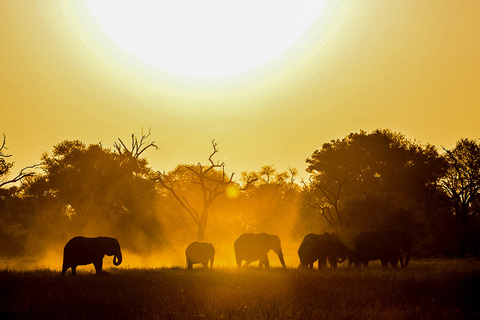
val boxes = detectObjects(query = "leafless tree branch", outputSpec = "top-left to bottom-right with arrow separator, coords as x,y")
114,128 -> 159,158
0,163 -> 41,188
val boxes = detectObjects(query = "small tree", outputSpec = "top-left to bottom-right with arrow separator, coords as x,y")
156,140 -> 240,241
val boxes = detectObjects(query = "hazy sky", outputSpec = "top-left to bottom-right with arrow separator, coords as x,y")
2,1 -> 479,180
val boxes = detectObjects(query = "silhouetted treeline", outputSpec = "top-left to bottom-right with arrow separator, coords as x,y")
0,129 -> 479,263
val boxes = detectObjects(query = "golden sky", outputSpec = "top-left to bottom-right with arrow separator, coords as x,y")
2,1 -> 479,180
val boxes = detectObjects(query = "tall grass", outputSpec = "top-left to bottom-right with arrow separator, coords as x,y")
1,259 -> 479,319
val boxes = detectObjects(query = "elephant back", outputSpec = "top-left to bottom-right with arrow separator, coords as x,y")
355,230 -> 411,266
234,233 -> 276,259
186,241 -> 214,262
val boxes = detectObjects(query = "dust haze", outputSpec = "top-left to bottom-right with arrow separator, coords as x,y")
0,183 -> 316,271
2,129 -> 479,272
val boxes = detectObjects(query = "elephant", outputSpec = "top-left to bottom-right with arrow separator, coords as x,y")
61,236 -> 122,275
234,233 -> 286,268
298,233 -> 354,269
185,241 -> 215,269
354,229 -> 412,268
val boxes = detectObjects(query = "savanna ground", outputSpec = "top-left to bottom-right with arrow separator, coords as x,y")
1,259 -> 479,320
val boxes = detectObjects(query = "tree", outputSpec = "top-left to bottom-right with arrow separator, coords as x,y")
236,166 -> 300,235
35,131 -> 161,253
305,129 -> 445,234
156,140 -> 240,241
440,138 -> 480,255
0,130 -> 162,259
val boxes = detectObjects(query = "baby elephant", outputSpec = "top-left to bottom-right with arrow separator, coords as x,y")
185,241 -> 215,269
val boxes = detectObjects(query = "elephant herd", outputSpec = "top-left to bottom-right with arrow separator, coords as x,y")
298,230 -> 412,269
60,230 -> 412,275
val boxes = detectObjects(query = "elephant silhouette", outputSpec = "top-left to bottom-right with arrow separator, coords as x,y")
61,236 -> 122,275
234,233 -> 286,268
185,241 -> 215,269
354,229 -> 412,268
298,233 -> 353,269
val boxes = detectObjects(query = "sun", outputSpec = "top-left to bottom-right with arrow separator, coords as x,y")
85,0 -> 324,79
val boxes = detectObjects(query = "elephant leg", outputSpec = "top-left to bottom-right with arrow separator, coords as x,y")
399,255 -> 405,268
236,256 -> 243,268
263,256 -> 270,268
187,261 -> 193,269
71,266 -> 77,276
381,259 -> 389,268
318,257 -> 327,269
244,260 -> 252,268
329,257 -> 338,268
61,264 -> 68,276
202,261 -> 208,269
390,257 -> 399,267
257,254 -> 269,268
94,259 -> 103,274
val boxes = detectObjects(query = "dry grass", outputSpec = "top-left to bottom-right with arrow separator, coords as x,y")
1,259 -> 479,319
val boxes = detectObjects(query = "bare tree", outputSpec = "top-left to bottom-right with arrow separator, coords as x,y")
0,134 -> 40,188
156,140 -> 253,241
114,128 -> 159,159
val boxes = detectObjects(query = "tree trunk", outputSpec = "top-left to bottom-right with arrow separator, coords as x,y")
456,206 -> 469,256
197,224 -> 206,242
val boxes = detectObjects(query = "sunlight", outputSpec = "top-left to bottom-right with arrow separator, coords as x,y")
85,0 -> 324,79
225,184 -> 240,199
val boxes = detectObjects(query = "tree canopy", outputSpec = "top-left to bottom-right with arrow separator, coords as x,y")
305,129 -> 446,238
440,138 -> 480,255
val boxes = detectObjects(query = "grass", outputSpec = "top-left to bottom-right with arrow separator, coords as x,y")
0,259 -> 479,319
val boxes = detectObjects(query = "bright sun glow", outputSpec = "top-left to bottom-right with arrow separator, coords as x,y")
85,0 -> 324,79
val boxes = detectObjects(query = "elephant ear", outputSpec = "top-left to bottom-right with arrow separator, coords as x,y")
270,235 -> 281,251
109,238 -> 120,254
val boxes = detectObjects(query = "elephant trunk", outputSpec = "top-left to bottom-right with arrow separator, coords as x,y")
113,252 -> 122,266
337,257 -> 346,264
277,252 -> 286,268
